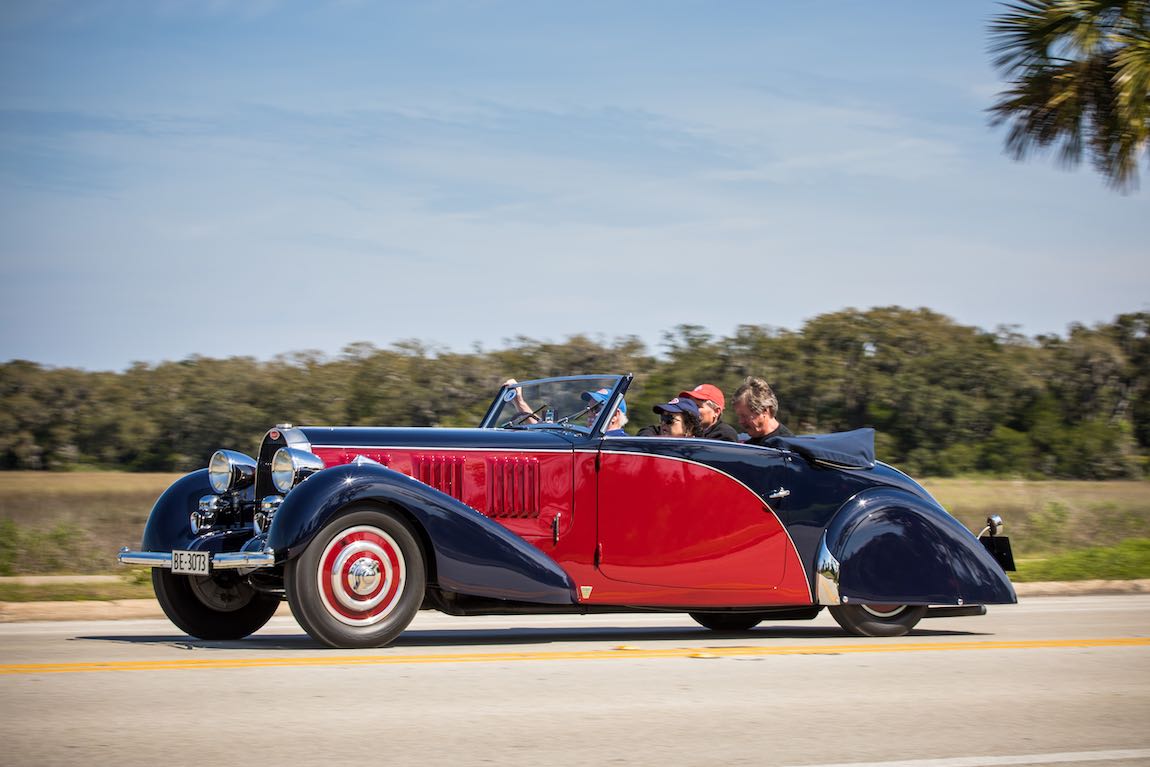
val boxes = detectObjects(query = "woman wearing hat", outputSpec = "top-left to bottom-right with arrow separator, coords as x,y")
653,397 -> 705,438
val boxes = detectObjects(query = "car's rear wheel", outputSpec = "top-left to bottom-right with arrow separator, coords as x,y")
828,603 -> 926,637
152,568 -> 281,640
286,506 -> 426,649
689,612 -> 766,632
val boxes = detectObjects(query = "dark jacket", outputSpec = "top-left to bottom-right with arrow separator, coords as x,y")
702,421 -> 739,442
745,423 -> 794,445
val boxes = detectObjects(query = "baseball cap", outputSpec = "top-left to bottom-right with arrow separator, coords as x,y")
653,397 -> 700,418
581,388 -> 627,414
679,383 -> 725,410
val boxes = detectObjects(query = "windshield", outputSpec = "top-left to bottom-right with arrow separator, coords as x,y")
481,375 -> 629,434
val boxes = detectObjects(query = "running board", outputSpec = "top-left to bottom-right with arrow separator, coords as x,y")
924,605 -> 987,619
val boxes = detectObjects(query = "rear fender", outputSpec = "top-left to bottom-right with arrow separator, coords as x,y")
816,487 -> 1017,606
267,463 -> 577,605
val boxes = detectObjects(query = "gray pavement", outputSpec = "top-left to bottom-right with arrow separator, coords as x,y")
2,595 -> 1149,767
1,577 -> 1148,622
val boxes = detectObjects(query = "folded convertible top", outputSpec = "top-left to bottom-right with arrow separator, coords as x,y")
763,427 -> 876,469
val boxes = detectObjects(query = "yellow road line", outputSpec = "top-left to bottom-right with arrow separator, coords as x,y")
2,637 -> 1147,675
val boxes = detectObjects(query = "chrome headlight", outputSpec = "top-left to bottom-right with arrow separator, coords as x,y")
208,450 -> 257,494
271,448 -> 325,493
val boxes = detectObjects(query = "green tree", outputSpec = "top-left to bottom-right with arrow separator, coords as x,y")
989,0 -> 1150,191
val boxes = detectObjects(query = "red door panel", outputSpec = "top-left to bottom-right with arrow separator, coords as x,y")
596,450 -> 794,591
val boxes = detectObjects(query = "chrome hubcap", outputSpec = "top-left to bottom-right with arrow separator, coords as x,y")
347,556 -> 381,595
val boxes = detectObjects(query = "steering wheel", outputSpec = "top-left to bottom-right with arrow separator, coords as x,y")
500,404 -> 550,428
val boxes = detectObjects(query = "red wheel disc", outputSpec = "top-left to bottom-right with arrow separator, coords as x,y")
316,525 -> 406,627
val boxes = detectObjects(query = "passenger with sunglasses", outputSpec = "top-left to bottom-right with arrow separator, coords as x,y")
650,397 -> 704,437
637,383 -> 738,441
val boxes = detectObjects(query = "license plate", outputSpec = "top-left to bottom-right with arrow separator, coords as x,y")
171,550 -> 210,576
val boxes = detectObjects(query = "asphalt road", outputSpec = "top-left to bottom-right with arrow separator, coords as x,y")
1,595 -> 1148,767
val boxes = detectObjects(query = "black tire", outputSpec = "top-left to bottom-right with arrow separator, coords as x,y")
689,612 -> 766,632
152,568 -> 281,640
286,507 -> 426,649
828,604 -> 927,637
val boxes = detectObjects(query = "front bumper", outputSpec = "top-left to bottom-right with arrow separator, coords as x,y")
117,547 -> 276,571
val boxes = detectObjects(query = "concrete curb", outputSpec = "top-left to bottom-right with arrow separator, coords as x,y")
2,579 -> 1148,623
0,600 -> 295,623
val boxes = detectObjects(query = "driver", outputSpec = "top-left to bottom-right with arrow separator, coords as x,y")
502,380 -> 628,435
581,388 -> 628,435
503,379 -> 540,423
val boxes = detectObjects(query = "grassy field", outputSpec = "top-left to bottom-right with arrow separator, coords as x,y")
0,472 -> 182,575
1,472 -> 1148,593
921,478 -> 1150,555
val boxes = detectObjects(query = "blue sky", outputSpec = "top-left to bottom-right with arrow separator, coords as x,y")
1,1 -> 1146,371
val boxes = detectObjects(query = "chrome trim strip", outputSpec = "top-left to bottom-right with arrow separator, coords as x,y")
117,548 -> 276,570
213,551 -> 276,570
815,533 -> 841,605
117,549 -> 172,568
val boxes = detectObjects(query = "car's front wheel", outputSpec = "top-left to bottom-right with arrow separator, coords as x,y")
152,568 -> 281,640
828,604 -> 926,637
286,506 -> 426,649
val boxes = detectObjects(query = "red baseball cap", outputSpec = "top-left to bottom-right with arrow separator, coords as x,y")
679,383 -> 725,410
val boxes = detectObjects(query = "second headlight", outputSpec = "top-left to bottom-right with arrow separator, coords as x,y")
271,448 -> 325,493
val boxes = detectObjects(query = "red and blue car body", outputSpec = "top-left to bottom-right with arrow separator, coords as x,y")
119,374 -> 1016,648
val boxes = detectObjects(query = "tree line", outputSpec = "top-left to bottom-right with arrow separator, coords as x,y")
2,307 -> 1147,479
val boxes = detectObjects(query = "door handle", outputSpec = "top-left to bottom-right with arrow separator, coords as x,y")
768,488 -> 790,500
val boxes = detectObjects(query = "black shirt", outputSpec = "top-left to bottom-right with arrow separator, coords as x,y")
703,421 -> 739,442
745,423 -> 794,446
636,420 -> 739,440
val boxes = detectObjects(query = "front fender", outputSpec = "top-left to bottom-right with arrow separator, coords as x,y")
138,469 -> 258,556
267,463 -> 577,605
817,487 -> 1017,606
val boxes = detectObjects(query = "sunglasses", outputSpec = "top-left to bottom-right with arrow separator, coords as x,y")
660,413 -> 682,424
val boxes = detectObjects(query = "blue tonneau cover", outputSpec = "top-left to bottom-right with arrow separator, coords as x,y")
764,427 -> 876,469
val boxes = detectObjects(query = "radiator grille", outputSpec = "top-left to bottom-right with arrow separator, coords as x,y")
412,454 -> 465,501
486,456 -> 540,518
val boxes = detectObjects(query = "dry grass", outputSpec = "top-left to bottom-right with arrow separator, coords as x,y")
921,478 -> 1150,556
0,472 -> 181,574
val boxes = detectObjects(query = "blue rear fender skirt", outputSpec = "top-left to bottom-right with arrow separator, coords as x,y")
266,463 -> 577,605
823,487 -> 1017,606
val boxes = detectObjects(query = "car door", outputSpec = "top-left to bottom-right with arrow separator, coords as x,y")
594,437 -> 793,591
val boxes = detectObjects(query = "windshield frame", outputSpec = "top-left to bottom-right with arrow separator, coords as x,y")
479,374 -> 633,436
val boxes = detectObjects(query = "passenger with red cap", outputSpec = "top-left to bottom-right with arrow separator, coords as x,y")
676,383 -> 739,442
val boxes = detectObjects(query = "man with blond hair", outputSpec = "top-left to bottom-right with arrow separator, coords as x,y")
733,376 -> 793,445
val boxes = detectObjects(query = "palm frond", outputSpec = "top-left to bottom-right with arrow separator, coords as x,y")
988,0 -> 1150,191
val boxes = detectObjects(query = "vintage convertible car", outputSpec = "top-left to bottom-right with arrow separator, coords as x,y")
118,374 -> 1016,648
